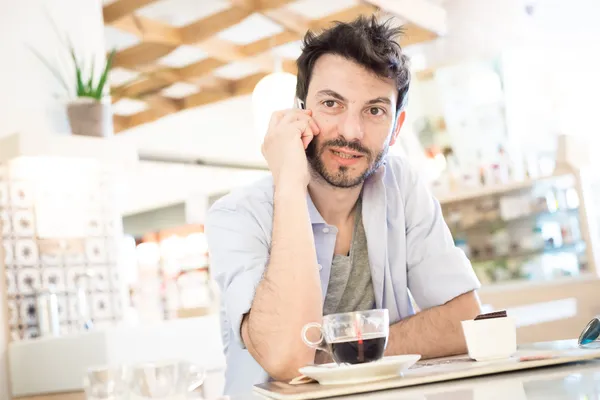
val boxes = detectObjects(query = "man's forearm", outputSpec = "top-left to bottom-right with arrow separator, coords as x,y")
385,291 -> 481,359
243,182 -> 322,380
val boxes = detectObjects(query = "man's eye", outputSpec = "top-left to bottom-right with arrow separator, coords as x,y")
324,100 -> 336,107
369,107 -> 384,116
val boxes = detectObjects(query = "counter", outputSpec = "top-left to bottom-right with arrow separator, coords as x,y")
233,359 -> 600,400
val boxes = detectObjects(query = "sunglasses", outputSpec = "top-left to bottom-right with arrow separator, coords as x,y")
578,317 -> 600,346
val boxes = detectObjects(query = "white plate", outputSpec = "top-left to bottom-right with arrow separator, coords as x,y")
298,355 -> 421,385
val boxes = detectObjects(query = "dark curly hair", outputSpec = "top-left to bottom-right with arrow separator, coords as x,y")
295,15 -> 411,113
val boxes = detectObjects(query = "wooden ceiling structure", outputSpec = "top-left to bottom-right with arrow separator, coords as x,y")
103,0 -> 445,133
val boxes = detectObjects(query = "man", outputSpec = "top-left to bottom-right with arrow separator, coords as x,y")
205,15 -> 482,396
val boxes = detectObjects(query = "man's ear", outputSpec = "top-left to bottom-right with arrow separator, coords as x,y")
389,110 -> 406,146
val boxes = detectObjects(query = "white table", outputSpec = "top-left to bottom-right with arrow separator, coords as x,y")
234,358 -> 600,399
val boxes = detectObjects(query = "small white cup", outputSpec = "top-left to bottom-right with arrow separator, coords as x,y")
461,316 -> 517,361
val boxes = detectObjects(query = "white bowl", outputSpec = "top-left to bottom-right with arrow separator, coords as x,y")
461,316 -> 517,361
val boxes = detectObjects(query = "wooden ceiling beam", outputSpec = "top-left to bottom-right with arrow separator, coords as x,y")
197,37 -> 247,62
178,58 -> 228,80
180,7 -> 253,45
111,14 -> 181,45
310,3 -> 379,30
181,88 -> 232,110
230,0 -> 298,12
125,107 -> 171,131
113,26 -> 298,100
262,8 -> 311,35
116,72 -> 269,132
112,72 -> 178,99
241,30 -> 299,56
231,72 -> 269,95
114,96 -> 183,132
113,115 -> 129,132
400,22 -> 439,46
110,1 -> 445,133
364,0 -> 447,36
250,53 -> 298,75
144,94 -> 183,114
283,59 -> 297,75
190,75 -> 232,91
103,0 -> 160,25
113,42 -> 178,69
110,9 -> 252,69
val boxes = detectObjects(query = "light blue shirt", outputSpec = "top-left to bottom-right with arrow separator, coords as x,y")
205,155 -> 481,396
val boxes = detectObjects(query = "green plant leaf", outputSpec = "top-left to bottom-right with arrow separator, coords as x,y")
68,41 -> 86,97
94,49 -> 116,100
87,61 -> 96,93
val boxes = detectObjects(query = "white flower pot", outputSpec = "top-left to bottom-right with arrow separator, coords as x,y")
66,98 -> 114,137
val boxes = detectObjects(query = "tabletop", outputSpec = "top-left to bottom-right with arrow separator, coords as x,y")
233,340 -> 600,400
233,359 -> 600,399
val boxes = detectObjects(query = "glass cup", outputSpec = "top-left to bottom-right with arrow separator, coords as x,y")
301,309 -> 389,365
128,360 -> 205,399
83,364 -> 129,400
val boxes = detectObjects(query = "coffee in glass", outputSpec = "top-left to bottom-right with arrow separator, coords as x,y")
301,309 -> 389,365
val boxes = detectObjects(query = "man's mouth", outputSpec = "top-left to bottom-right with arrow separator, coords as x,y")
330,148 -> 364,159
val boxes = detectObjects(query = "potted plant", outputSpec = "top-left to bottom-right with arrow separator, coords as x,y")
28,21 -> 117,138
65,48 -> 116,138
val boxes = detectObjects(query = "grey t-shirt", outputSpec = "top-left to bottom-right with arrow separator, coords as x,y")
322,199 -> 375,315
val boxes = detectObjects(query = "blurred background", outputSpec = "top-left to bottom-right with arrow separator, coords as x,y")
1,0 -> 600,398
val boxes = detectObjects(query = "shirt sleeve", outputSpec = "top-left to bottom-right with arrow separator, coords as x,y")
402,162 -> 481,310
205,204 -> 269,349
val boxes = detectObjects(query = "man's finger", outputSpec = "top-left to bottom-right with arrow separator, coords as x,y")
269,110 -> 288,127
307,117 -> 320,135
290,120 -> 315,149
279,109 -> 313,125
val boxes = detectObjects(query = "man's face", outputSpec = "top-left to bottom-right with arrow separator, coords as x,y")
305,54 -> 404,188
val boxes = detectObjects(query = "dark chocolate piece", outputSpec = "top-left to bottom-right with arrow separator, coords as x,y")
474,310 -> 507,320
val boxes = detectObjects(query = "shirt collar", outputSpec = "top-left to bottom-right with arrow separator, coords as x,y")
307,193 -> 326,225
307,160 -> 387,225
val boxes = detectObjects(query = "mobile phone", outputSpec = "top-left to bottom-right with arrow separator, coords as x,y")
295,98 -> 305,110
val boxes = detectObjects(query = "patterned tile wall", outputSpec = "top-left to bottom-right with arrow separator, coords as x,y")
0,159 -> 124,341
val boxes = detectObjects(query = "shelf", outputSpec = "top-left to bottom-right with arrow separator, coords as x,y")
436,173 -> 574,205
470,240 -> 586,264
451,208 -> 580,232
479,272 -> 598,294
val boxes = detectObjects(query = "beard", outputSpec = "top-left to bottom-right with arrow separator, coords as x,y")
306,136 -> 388,188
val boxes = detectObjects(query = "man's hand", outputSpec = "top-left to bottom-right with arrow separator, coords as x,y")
261,109 -> 320,187
385,291 -> 481,359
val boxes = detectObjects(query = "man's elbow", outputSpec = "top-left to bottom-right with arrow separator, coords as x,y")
263,353 -> 312,381
243,321 -> 314,381
257,335 -> 314,381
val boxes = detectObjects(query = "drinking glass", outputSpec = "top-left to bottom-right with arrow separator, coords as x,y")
128,360 -> 205,399
83,364 -> 129,400
301,309 -> 389,365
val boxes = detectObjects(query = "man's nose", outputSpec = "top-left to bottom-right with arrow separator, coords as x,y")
339,110 -> 365,142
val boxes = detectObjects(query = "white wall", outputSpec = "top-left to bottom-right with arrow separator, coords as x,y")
0,0 -> 106,139
115,95 -> 266,166
122,161 -> 269,216
0,1 -> 106,397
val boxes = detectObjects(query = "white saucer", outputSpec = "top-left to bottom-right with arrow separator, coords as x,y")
298,355 -> 421,385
